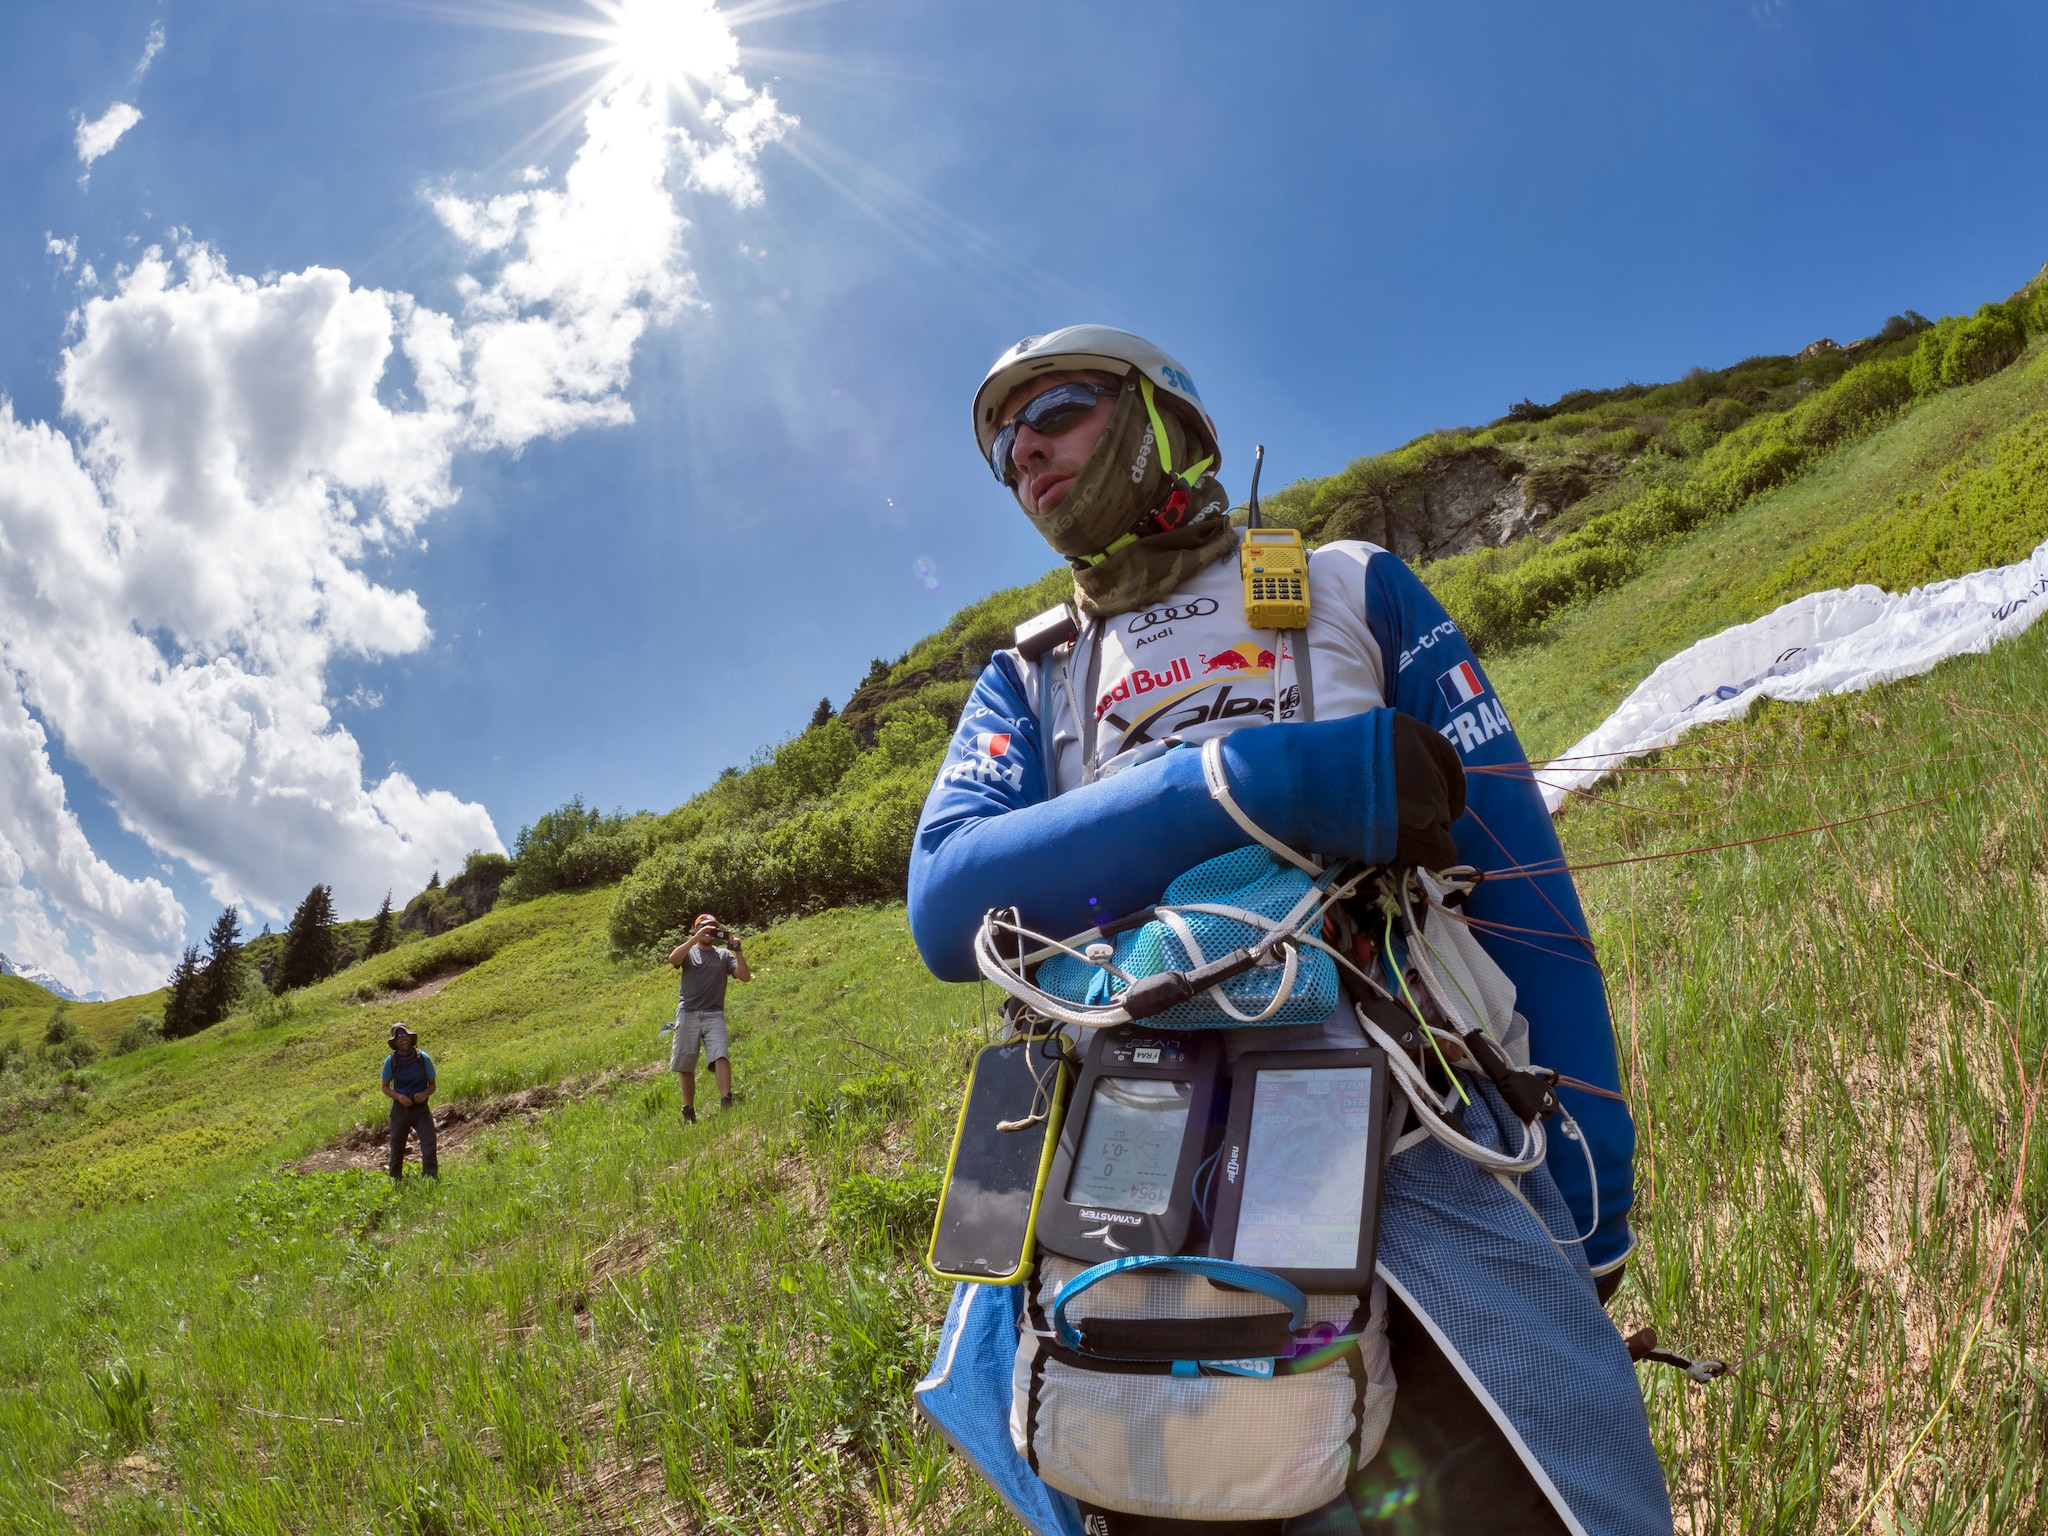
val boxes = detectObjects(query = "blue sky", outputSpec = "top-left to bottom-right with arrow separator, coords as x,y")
2,0 -> 2044,995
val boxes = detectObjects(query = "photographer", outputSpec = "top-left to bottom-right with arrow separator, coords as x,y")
666,913 -> 750,1124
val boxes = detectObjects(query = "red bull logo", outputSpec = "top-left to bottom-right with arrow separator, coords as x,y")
1200,643 -> 1277,675
1095,655 -> 1193,721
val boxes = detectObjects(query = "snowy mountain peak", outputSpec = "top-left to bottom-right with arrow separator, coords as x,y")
0,951 -> 104,1003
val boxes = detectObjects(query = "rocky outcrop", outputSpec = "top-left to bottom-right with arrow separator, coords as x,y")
1319,446 -> 1610,564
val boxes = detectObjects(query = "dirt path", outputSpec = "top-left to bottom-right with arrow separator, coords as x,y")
286,1064 -> 667,1174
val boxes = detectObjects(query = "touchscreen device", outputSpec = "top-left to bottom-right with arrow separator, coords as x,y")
927,1035 -> 1071,1285
1038,1027 -> 1223,1263
1209,1048 -> 1388,1289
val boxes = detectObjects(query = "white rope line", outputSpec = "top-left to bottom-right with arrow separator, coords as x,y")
1202,736 -> 1321,875
1358,1004 -> 1548,1176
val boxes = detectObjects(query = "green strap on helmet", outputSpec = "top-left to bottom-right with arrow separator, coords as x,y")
1069,379 -> 1218,568
1139,376 -> 1216,486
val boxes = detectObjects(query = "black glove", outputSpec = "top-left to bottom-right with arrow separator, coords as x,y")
1392,712 -> 1466,870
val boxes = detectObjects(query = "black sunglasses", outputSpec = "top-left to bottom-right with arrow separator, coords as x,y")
989,381 -> 1119,485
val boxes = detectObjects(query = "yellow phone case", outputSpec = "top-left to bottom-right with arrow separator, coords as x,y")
926,1036 -> 1071,1286
1241,527 -> 1310,629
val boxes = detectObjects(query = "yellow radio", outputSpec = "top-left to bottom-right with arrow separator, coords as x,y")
1240,446 -> 1310,628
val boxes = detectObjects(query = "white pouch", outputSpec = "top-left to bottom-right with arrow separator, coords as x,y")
1010,1254 -> 1395,1522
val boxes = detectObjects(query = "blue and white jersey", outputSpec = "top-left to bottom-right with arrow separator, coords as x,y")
909,540 -> 1635,1272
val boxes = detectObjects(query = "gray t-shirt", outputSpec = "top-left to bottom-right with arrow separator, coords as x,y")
676,945 -> 739,1012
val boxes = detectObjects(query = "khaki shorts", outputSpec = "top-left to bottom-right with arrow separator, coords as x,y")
670,1008 -> 729,1071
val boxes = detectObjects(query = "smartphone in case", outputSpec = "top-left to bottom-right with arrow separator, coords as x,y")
927,1035 -> 1072,1285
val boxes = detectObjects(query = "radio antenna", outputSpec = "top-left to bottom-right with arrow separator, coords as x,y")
1247,444 -> 1265,530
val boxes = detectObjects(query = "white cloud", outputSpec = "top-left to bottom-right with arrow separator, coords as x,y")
0,9 -> 792,995
0,667 -> 180,996
136,23 -> 166,79
76,102 -> 142,168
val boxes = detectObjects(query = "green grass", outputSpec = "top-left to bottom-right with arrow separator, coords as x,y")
0,900 -> 1019,1533
1487,336 -> 2048,760
1567,629 -> 2048,1532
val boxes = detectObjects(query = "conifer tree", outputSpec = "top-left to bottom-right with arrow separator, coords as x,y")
196,906 -> 244,1029
809,697 -> 835,731
162,946 -> 204,1039
274,884 -> 339,993
364,892 -> 395,959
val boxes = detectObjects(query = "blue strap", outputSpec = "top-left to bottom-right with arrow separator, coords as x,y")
1051,1255 -> 1308,1353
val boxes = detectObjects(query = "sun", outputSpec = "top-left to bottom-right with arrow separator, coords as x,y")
595,0 -> 742,93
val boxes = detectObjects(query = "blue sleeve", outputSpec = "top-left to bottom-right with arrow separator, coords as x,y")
381,1054 -> 394,1084
907,651 -> 1400,982
422,1052 -> 436,1081
1358,550 -> 1636,1269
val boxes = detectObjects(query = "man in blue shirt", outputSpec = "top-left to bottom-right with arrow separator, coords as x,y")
381,1022 -> 437,1180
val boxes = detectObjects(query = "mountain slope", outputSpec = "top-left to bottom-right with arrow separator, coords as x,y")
4,271 -> 2047,1533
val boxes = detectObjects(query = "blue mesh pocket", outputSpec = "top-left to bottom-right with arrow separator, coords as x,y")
1035,846 -> 1340,1029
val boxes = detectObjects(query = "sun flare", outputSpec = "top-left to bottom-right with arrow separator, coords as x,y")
598,0 -> 742,93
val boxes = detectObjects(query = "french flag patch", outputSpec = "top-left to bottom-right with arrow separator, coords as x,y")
1436,661 -> 1485,710
972,731 -> 1012,757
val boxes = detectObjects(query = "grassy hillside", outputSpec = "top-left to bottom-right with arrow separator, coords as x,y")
5,269 -> 2048,1532
1,899 -> 1011,1532
1491,332 -> 2048,758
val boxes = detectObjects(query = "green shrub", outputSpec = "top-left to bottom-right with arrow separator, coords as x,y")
757,717 -> 862,806
607,713 -> 951,950
113,1014 -> 164,1056
1941,307 -> 2025,389
38,1011 -> 99,1068
2027,286 -> 2048,339
500,798 -> 625,904
1911,307 -> 2025,397
557,832 -> 644,889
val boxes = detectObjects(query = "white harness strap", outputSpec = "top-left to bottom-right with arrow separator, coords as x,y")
1201,736 -> 1321,875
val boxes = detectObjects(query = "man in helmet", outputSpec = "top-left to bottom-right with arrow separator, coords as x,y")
906,329 -> 1671,1535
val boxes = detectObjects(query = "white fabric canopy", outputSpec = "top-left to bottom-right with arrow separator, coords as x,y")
1539,535 -> 2048,812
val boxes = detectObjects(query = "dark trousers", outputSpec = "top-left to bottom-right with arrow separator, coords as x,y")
388,1101 -> 438,1178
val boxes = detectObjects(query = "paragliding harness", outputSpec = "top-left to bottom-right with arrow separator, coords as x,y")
950,742 -> 1611,1523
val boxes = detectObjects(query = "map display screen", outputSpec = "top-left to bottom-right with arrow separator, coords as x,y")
1233,1066 -> 1375,1269
1064,1076 -> 1193,1216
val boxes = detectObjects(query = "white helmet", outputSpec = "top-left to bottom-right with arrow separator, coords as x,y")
972,325 -> 1219,469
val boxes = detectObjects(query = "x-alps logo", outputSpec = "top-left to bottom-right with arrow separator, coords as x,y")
940,729 -> 1023,789
1436,662 -> 1512,757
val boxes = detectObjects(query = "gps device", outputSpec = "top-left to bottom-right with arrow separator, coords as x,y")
1038,1027 -> 1223,1263
927,1035 -> 1072,1285
1209,1048 -> 1388,1290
